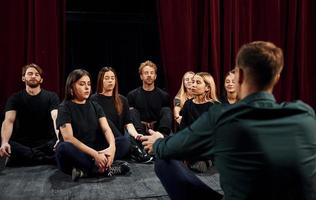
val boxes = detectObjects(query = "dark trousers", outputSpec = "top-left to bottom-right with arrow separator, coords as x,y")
8,139 -> 56,166
129,107 -> 172,135
107,119 -> 130,160
55,134 -> 130,175
55,142 -> 96,175
155,159 -> 223,200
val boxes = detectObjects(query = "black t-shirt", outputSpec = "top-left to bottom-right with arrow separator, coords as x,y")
56,100 -> 106,149
90,94 -> 131,133
179,99 -> 217,130
4,89 -> 59,147
127,87 -> 170,122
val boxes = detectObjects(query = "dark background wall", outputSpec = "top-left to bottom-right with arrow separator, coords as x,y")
65,0 -> 165,96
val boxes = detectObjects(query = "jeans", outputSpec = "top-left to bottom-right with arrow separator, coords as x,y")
155,159 -> 223,200
55,142 -> 96,175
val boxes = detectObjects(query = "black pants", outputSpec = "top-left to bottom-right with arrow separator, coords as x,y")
129,107 -> 172,135
104,119 -> 130,159
155,159 -> 223,200
55,142 -> 97,175
55,133 -> 130,176
8,139 -> 56,166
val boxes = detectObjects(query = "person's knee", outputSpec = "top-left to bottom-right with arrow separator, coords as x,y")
55,142 -> 73,155
115,136 -> 131,160
129,108 -> 141,116
160,107 -> 172,116
154,159 -> 169,177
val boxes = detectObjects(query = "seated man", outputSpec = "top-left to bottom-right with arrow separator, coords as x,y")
0,63 -> 59,169
127,60 -> 172,136
142,41 -> 316,200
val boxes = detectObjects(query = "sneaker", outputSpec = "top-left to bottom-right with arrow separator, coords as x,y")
105,161 -> 130,177
72,168 -> 87,181
0,157 -> 9,172
130,144 -> 153,163
189,161 -> 209,173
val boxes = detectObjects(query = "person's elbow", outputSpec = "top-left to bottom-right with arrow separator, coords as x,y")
61,132 -> 74,143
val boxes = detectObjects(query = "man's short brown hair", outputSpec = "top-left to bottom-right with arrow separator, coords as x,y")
22,63 -> 43,77
138,60 -> 157,74
236,41 -> 284,89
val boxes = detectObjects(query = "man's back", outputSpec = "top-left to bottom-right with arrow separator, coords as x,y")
213,92 -> 316,200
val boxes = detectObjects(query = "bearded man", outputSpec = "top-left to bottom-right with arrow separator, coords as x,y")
0,63 -> 59,169
127,60 -> 172,137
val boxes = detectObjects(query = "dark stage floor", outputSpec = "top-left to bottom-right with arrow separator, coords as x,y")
0,162 -> 221,200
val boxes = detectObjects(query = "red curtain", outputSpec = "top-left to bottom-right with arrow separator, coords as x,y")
157,0 -> 316,109
0,0 -> 65,112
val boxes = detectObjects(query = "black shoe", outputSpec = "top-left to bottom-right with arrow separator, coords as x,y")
0,157 -> 9,172
130,145 -> 153,163
104,161 -> 130,177
72,168 -> 87,181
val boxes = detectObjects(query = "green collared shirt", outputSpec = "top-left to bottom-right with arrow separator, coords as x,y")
154,92 -> 316,200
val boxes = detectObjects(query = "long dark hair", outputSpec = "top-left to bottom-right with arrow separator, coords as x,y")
64,69 -> 91,100
96,67 -> 123,114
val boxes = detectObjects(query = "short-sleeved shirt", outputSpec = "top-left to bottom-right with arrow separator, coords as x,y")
4,89 -> 59,147
179,99 -> 217,130
56,100 -> 106,149
154,92 -> 316,200
90,94 -> 131,133
127,87 -> 170,122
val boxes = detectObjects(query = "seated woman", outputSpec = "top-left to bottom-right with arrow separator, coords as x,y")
173,71 -> 195,126
179,72 -> 220,172
55,69 -> 130,181
90,67 -> 152,163
220,70 -> 237,105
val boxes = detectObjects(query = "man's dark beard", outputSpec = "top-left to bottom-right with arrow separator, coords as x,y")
26,80 -> 40,88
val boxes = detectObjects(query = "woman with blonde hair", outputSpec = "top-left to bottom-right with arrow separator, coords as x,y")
179,72 -> 219,130
221,70 -> 238,104
173,71 -> 195,125
179,72 -> 220,173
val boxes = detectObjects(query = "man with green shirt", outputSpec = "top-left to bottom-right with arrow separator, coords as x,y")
142,41 -> 316,200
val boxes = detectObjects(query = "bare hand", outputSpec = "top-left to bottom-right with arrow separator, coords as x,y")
134,133 -> 144,141
141,129 -> 164,154
0,143 -> 11,157
94,152 -> 108,171
98,145 -> 115,169
175,116 -> 182,124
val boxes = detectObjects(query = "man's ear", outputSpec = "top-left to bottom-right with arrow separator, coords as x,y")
238,68 -> 244,85
22,76 -> 25,82
274,73 -> 280,84
40,78 -> 43,84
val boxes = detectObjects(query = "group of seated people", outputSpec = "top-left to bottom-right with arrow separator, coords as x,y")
1,41 -> 315,199
0,59 -> 227,178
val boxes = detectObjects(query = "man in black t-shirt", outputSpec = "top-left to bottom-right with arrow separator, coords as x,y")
127,60 -> 172,136
0,63 -> 59,168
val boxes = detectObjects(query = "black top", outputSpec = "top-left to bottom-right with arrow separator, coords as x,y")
154,92 -> 316,200
219,95 -> 230,105
90,94 -> 131,133
4,89 -> 59,147
127,87 -> 170,122
56,100 -> 106,149
179,99 -> 217,130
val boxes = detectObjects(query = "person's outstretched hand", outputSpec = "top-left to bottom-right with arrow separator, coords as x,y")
141,129 -> 164,154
